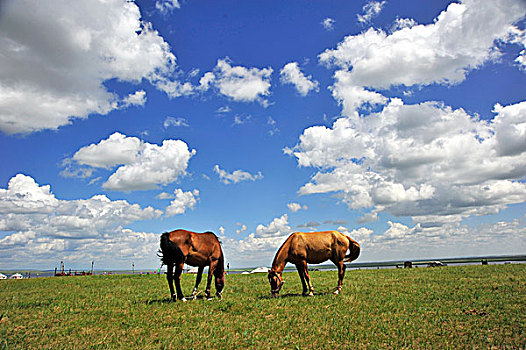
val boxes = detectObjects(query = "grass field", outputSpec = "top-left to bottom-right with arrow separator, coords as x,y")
0,264 -> 524,349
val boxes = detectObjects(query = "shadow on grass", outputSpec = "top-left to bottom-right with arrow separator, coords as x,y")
145,294 -> 220,304
259,290 -> 337,300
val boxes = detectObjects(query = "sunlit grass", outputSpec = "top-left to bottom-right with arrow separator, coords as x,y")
0,264 -> 524,349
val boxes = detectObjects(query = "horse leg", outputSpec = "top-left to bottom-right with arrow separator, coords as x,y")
166,263 -> 176,301
333,260 -> 346,295
174,262 -> 187,302
295,263 -> 308,296
205,261 -> 218,300
192,266 -> 205,299
301,261 -> 314,296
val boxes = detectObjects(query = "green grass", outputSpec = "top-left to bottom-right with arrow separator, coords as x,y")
0,265 -> 524,349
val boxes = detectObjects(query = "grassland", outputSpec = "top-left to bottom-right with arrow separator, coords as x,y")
0,264 -> 524,349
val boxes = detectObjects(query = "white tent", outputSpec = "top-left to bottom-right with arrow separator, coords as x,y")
250,267 -> 270,274
185,266 -> 200,274
9,273 -> 23,279
0,273 -> 7,280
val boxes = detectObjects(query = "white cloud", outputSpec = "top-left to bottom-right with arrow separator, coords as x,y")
156,0 -> 180,14
199,58 -> 273,106
164,116 -> 189,128
73,132 -> 142,169
391,17 -> 417,32
288,99 -> 526,226
0,0 -> 187,134
216,106 -> 232,113
121,90 -> 147,108
508,26 -> 526,70
357,209 -> 379,224
220,214 -> 293,266
321,17 -> 335,31
213,165 -> 263,184
267,116 -> 279,136
357,1 -> 386,24
165,189 -> 199,216
233,114 -> 252,126
337,218 -> 526,262
287,202 -> 308,213
256,214 -> 291,238
70,132 -> 196,191
0,174 -> 162,268
280,62 -> 319,96
319,0 -> 526,116
236,223 -> 248,235
156,192 -> 173,200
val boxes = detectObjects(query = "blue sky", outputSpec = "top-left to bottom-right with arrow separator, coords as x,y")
0,0 -> 525,269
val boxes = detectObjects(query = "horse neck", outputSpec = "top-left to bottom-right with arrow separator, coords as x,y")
271,240 -> 288,274
214,252 -> 225,276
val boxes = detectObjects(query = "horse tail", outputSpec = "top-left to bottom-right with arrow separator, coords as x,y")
159,232 -> 183,266
344,236 -> 360,262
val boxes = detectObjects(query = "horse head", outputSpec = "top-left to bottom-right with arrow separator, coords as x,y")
267,270 -> 284,297
214,270 -> 225,297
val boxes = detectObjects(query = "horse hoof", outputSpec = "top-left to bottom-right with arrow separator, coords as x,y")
333,289 -> 340,295
207,297 -> 213,301
180,298 -> 187,302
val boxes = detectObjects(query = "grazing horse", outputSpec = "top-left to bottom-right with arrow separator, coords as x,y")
159,229 -> 225,302
268,231 -> 360,297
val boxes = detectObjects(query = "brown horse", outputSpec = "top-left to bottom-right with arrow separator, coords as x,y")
159,229 -> 225,302
268,231 -> 360,297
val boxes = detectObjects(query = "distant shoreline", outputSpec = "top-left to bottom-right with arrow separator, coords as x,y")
1,254 -> 525,278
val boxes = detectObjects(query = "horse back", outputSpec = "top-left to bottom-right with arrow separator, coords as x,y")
165,229 -> 222,266
289,231 -> 349,264
189,231 -> 223,258
166,229 -> 193,255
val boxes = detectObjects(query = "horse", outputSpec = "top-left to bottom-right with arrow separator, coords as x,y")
159,229 -> 225,302
268,231 -> 360,297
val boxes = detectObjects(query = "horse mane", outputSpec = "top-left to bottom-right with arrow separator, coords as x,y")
271,234 -> 292,271
159,231 -> 184,267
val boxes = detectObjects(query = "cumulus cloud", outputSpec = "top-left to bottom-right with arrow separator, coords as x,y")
391,17 -> 417,32
236,223 -> 248,235
280,62 -> 319,96
213,165 -> 263,184
232,114 -> 252,126
297,221 -> 321,229
357,1 -> 386,24
121,90 -> 147,108
319,0 -> 526,116
70,132 -> 196,191
321,17 -> 335,31
199,58 -> 273,106
288,99 -> 526,226
345,218 -> 526,261
256,214 -> 291,236
0,0 -> 189,134
287,202 -> 308,213
217,214 -> 294,266
508,26 -> 526,70
156,0 -> 180,14
165,189 -> 199,216
164,116 -> 189,128
0,174 -> 162,268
